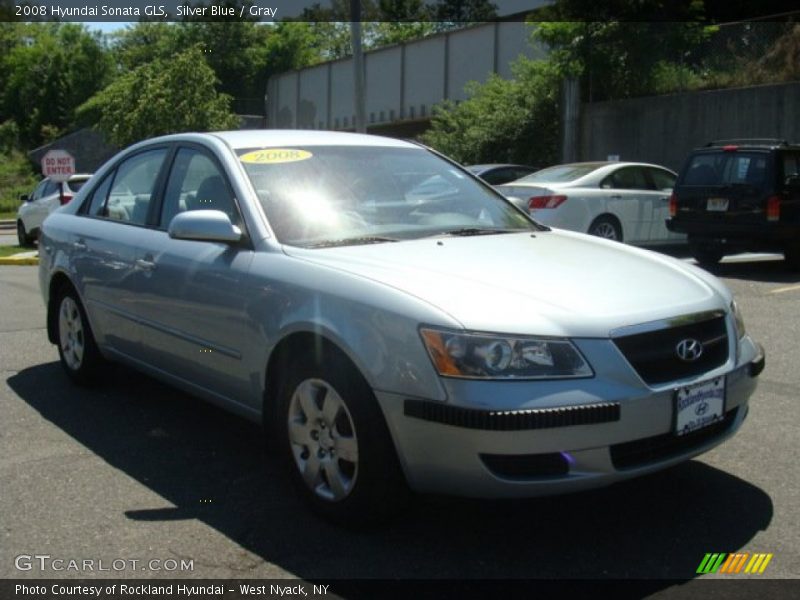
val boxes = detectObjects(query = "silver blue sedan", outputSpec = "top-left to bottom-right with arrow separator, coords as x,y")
39,131 -> 764,524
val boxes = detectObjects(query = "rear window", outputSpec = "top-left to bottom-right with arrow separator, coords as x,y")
517,164 -> 600,183
67,178 -> 89,193
682,152 -> 767,186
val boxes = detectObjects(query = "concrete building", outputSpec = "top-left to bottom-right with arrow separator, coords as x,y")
266,19 -> 547,137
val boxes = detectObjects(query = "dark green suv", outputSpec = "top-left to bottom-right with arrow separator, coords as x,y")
666,139 -> 800,268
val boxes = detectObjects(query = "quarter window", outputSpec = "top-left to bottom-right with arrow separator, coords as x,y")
649,168 -> 676,191
87,174 -> 113,216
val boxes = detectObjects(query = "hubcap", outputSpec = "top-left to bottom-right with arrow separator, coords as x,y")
592,221 -> 618,240
58,297 -> 85,371
287,378 -> 358,502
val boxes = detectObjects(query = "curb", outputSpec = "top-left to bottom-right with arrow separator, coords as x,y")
0,252 -> 39,266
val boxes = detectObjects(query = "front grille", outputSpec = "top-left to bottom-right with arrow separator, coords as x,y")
613,315 -> 728,385
480,453 -> 569,479
610,408 -> 738,470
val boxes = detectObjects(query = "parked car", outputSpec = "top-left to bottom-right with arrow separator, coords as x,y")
466,163 -> 539,186
39,131 -> 763,524
17,174 -> 92,246
499,161 -> 683,245
666,139 -> 800,267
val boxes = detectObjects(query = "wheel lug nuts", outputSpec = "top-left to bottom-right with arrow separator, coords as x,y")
310,430 -> 319,440
318,449 -> 326,458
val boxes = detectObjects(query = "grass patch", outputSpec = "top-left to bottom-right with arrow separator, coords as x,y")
0,211 -> 17,220
0,245 -> 33,258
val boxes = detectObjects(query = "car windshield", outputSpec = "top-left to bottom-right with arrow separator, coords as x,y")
515,164 -> 601,184
238,145 -> 538,247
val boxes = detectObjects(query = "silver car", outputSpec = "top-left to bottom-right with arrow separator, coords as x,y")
39,131 -> 764,524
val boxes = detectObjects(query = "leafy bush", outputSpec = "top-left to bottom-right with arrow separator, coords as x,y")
0,149 -> 37,216
421,58 -> 560,168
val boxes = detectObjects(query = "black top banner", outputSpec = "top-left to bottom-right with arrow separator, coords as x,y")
3,0 -> 800,23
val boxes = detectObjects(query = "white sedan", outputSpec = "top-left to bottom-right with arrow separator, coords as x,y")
499,162 -> 684,245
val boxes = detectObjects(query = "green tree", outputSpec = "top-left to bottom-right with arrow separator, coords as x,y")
421,58 -> 560,167
0,23 -> 113,147
530,1 -> 713,101
77,46 -> 239,148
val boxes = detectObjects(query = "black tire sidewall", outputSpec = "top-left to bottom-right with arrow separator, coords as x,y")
17,222 -> 30,247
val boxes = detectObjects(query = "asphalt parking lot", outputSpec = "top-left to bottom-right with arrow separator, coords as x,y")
1,257 -> 798,590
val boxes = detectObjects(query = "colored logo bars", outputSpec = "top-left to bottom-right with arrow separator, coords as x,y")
696,552 -> 773,574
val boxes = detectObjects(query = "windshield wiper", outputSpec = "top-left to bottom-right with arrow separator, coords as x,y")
308,235 -> 399,248
432,227 -> 525,237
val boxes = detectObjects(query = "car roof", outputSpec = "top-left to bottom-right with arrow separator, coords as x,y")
208,130 -> 419,150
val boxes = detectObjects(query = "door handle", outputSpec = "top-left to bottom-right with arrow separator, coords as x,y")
609,194 -> 622,200
72,239 -> 87,251
134,258 -> 155,272
659,197 -> 669,202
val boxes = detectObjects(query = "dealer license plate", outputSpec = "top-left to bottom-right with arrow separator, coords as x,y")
674,376 -> 725,436
707,198 -> 729,211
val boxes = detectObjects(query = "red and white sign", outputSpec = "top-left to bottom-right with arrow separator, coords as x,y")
41,149 -> 75,182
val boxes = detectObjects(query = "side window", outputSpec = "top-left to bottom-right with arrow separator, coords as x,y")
607,167 -> 651,190
31,180 -> 48,201
482,168 -> 513,185
782,153 -> 800,182
160,148 -> 238,228
105,149 -> 168,225
43,180 -> 60,196
87,173 -> 114,216
649,168 -> 676,191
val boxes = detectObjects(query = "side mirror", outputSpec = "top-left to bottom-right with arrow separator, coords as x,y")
19,194 -> 29,203
168,210 -> 242,243
785,175 -> 800,188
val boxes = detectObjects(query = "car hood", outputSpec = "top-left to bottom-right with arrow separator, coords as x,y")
284,230 -> 728,338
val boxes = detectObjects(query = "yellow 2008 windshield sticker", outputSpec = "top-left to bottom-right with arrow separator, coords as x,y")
239,149 -> 312,164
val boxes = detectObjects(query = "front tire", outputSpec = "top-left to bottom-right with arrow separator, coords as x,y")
275,346 -> 408,526
55,286 -> 103,385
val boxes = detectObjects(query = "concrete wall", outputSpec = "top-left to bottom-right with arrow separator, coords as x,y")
266,21 -> 544,130
580,82 -> 800,171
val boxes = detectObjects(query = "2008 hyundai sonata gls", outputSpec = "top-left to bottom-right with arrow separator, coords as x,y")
39,131 -> 764,523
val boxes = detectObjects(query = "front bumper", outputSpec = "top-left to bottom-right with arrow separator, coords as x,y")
376,338 -> 764,498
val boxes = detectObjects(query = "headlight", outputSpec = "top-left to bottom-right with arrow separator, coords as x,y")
420,328 -> 593,380
731,300 -> 746,340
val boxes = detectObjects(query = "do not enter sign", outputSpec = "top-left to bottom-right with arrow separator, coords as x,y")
41,149 -> 75,182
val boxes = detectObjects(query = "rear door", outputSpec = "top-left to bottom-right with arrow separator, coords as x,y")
71,146 -> 171,358
600,166 -> 654,242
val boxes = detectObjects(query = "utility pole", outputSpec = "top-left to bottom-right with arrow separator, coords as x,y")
350,0 -> 366,133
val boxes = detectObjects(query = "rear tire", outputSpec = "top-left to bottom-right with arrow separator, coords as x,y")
17,221 -> 34,247
690,239 -> 724,267
274,345 -> 408,526
55,285 -> 104,385
588,216 -> 622,242
784,244 -> 800,271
